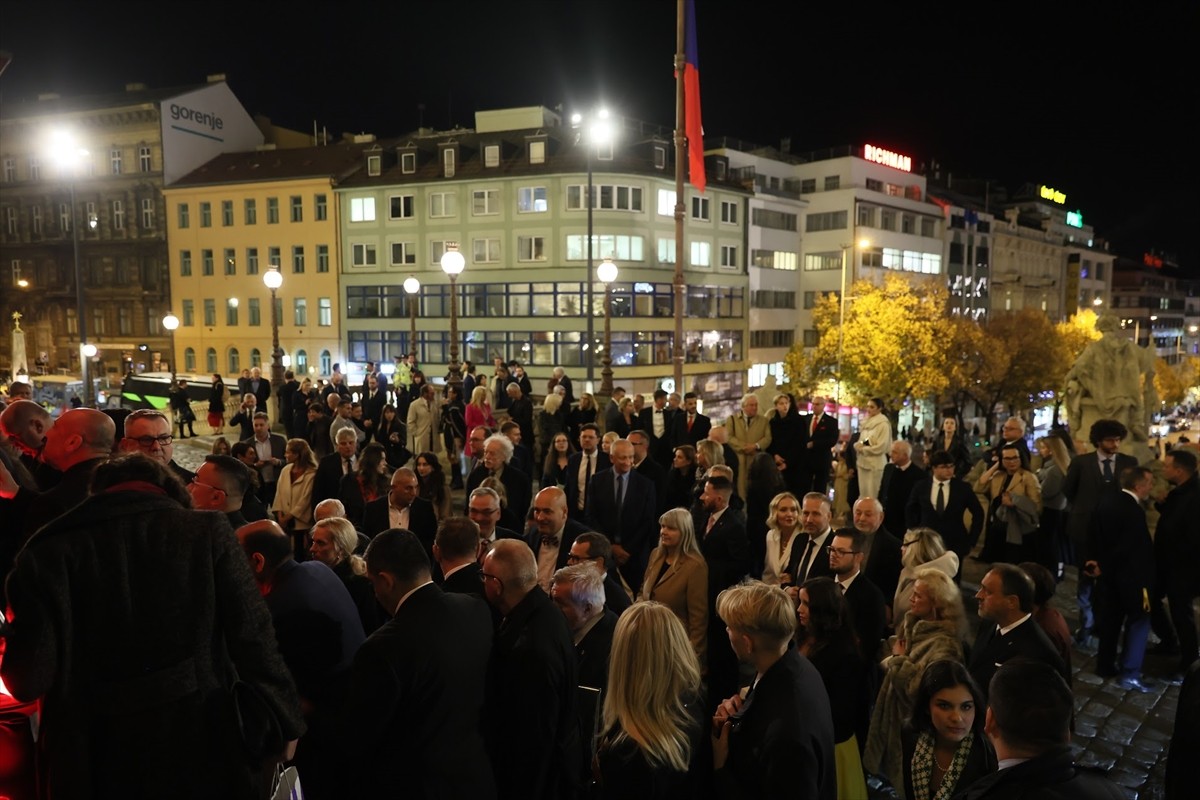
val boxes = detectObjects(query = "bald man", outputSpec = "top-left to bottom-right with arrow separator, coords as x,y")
525,486 -> 589,592
1,399 -> 56,482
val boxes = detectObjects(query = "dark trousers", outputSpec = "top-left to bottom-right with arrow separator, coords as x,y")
1169,582 -> 1200,669
1096,579 -> 1151,679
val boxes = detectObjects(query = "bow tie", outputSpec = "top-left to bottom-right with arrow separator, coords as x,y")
541,535 -> 559,548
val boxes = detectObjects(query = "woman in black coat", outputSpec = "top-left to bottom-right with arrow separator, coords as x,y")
374,403 -> 410,469
767,392 -> 805,496
207,373 -> 227,433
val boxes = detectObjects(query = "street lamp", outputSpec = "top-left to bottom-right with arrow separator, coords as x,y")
403,276 -> 421,362
835,237 -> 871,406
263,265 -> 284,418
571,108 -> 614,390
162,313 -> 180,383
440,243 -> 465,392
597,257 -> 618,395
49,130 -> 92,407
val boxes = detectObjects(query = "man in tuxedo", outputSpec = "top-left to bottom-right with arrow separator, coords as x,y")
586,439 -> 658,590
467,486 -> 523,559
482,540 -> 579,800
564,423 -> 609,522
969,563 -> 1068,702
1154,448 -> 1200,675
243,412 -> 287,506
829,528 -> 888,660
434,515 -> 487,596
568,532 -> 632,615
526,486 -> 589,592
638,389 -> 675,467
906,451 -> 985,578
1063,418 -> 1138,644
464,434 -> 533,525
359,374 -> 387,436
312,428 -> 359,510
628,429 -> 668,512
342,528 -> 495,798
670,391 -> 711,448
783,492 -> 837,593
1087,465 -> 1156,691
878,440 -> 926,532
602,387 -> 626,434
800,395 -> 839,493
698,475 -> 753,704
362,468 -> 439,575
850,497 -> 903,614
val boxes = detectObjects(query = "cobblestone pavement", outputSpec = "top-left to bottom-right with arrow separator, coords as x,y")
176,428 -> 1185,799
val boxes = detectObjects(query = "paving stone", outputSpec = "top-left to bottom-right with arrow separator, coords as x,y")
1076,751 -> 1119,771
1075,671 -> 1105,686
1109,768 -> 1148,789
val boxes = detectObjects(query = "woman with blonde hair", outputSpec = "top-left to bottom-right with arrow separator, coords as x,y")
272,438 -> 317,558
893,528 -> 960,623
601,430 -> 621,455
536,392 -> 567,469
464,384 -> 496,434
1034,434 -> 1071,577
641,507 -> 709,668
762,491 -> 803,587
594,602 -> 705,798
865,567 -> 967,796
309,516 -> 382,635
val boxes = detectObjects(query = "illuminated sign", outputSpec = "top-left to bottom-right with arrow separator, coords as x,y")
1065,210 -> 1083,228
1144,253 -> 1164,269
1039,185 -> 1066,204
863,144 -> 912,172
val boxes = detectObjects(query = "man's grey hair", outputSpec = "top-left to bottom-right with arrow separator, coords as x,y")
552,561 -> 605,611
853,496 -> 884,515
485,433 -> 514,463
1005,416 -> 1027,434
892,440 -> 912,457
314,498 -> 347,521
335,427 -> 358,444
469,486 -> 501,506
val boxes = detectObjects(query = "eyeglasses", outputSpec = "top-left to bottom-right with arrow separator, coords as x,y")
829,548 -> 860,557
189,477 -> 224,494
565,553 -> 595,564
901,539 -> 918,548
131,434 -> 173,448
480,572 -> 504,592
468,506 -> 499,516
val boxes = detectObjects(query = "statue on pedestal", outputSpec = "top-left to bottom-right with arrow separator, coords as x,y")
10,310 -> 29,377
1064,314 -> 1157,458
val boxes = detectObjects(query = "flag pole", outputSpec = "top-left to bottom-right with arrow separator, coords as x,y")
672,0 -> 686,396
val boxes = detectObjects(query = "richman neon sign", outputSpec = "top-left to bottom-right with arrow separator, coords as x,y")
1039,185 -> 1066,204
863,144 -> 912,172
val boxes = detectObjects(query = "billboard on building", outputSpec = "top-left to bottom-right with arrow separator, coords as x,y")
160,82 -> 263,185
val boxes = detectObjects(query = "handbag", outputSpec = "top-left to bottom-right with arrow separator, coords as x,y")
269,764 -> 304,800
230,672 -> 284,762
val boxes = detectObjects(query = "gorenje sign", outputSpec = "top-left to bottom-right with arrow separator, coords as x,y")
160,82 -> 262,185
168,102 -> 225,138
863,144 -> 912,172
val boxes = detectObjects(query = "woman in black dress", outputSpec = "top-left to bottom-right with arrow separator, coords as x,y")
374,403 -> 410,469
767,392 -> 805,496
206,373 -> 227,434
665,445 -> 698,511
541,431 -> 575,490
929,417 -> 973,479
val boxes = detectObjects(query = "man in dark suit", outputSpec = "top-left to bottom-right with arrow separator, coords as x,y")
670,391 -> 712,448
312,428 -> 359,511
878,440 -> 926,532
851,496 -> 903,609
526,487 -> 589,592
984,415 -> 1032,471
568,532 -> 632,615
711,581 -> 836,799
586,439 -> 658,590
783,492 -> 837,591
697,475 -> 752,704
278,370 -> 301,438
1087,465 -> 1156,691
465,433 -> 533,526
359,374 -> 388,437
1154,448 -> 1200,675
482,540 -> 579,800
550,561 -> 618,693
629,429 -> 668,512
306,402 -> 334,462
564,424 -> 609,522
362,468 -> 439,577
188,454 -> 257,531
969,563 -> 1068,703
505,382 -> 535,453
500,420 -> 535,479
242,412 -> 287,506
906,451 -> 985,578
434,516 -> 487,596
638,389 -> 676,467
799,394 -> 840,494
467,486 -> 523,558
119,408 -> 196,486
551,366 -> 576,407
829,528 -> 888,660
247,366 -> 271,416
1062,418 -> 1139,644
341,529 -> 495,798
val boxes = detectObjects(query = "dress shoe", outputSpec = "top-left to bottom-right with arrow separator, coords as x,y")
1115,676 -> 1155,693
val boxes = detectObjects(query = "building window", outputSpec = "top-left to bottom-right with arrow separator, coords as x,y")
389,194 -> 415,219
824,175 -> 840,190
901,214 -> 915,234
752,208 -> 798,231
567,184 -> 643,212
177,203 -> 189,229
352,243 -> 377,267
691,196 -> 710,221
246,247 -> 259,275
294,298 -> 307,326
517,236 -> 546,262
804,211 -> 848,232
226,300 -> 239,326
248,298 -> 261,326
921,217 -> 936,237
4,207 -> 15,235
320,350 -> 332,375
184,347 -> 196,371
315,193 -> 327,221
401,152 -> 416,174
139,198 -> 155,230
518,186 -> 548,213
139,145 -> 152,172
317,244 -> 329,273
858,205 -> 875,227
866,178 -> 882,192
690,241 -> 711,268
442,148 -> 455,177
720,200 -> 738,224
268,247 -> 281,268
221,200 -> 233,226
294,350 -> 307,372
28,157 -> 41,181
750,330 -> 795,348
429,240 -> 450,265
318,298 -> 332,327
292,245 -> 305,273
749,249 -> 798,271
3,158 -> 14,182
58,202 -> 70,232
803,252 -> 841,271
30,206 -> 42,236
267,197 -> 279,224
473,237 -> 500,263
657,239 -> 676,265
111,200 -> 125,230
224,249 -> 236,275
199,202 -> 211,227
529,141 -> 545,164
654,146 -> 666,169
472,189 -> 499,216
566,235 -> 646,262
484,144 -> 500,167
203,299 -> 216,326
880,210 -> 896,230
228,347 -> 240,374
803,291 -> 816,309
119,306 -> 133,335
800,178 -> 816,194
862,248 -> 883,268
10,260 -> 21,287
244,198 -> 257,225
206,348 -> 217,373
66,308 -> 78,335
720,245 -> 738,269
657,188 -> 677,216
350,197 -> 376,222
180,250 -> 192,276
290,196 -> 303,223
85,202 -> 97,231
429,192 -> 457,218
202,249 -> 214,276
250,348 -> 262,368
367,154 -> 381,176
803,329 -> 820,347
110,147 -> 123,175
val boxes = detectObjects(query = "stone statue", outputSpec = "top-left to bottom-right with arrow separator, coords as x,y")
1064,314 -> 1157,458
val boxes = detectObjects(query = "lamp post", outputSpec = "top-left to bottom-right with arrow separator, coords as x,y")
49,131 -> 93,407
263,266 -> 284,420
403,276 -> 421,362
162,313 -> 179,383
440,243 -> 465,392
597,257 -> 618,395
835,236 -> 870,406
571,108 -> 614,390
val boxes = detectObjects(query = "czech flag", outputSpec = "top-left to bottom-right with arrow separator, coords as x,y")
683,0 -> 705,192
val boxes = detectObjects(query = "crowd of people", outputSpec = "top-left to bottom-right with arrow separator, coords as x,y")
0,367 -> 1197,800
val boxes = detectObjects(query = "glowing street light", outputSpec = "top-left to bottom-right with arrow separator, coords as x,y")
597,257 -> 618,395
263,266 -> 284,416
49,130 -> 93,406
572,107 -> 615,390
403,276 -> 421,362
440,244 -> 466,391
162,313 -> 180,383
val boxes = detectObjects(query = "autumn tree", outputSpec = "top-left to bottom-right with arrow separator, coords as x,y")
1049,311 -> 1104,424
1154,357 -> 1187,408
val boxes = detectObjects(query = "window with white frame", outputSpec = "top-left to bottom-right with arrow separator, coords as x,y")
352,243 -> 377,267
367,155 -> 381,176
429,192 -> 457,218
28,158 -> 40,181
3,158 -> 14,182
429,240 -> 450,265
857,204 -> 875,227
248,298 -> 260,326
85,202 -> 97,231
142,198 -> 155,230
139,145 -> 152,172
690,241 -> 711,268
226,300 -> 238,327
202,249 -> 214,276
221,200 -> 233,226
901,214 -> 915,234
203,299 -> 216,326
720,200 -> 738,224
442,148 -> 456,177
691,196 -> 710,221
268,247 -> 280,268
389,194 -> 415,220
294,298 -> 307,326
180,250 -> 192,276
824,175 -> 840,190
529,140 -> 546,164
4,207 -> 15,235
654,146 -> 666,169
292,245 -> 305,273
720,245 -> 738,269
267,197 -> 279,224
472,189 -> 499,216
657,189 -> 676,216
315,194 -> 327,221
390,242 -> 417,266
318,298 -> 332,326
29,205 -> 42,235
518,186 -> 548,213
110,147 -> 123,175
517,235 -> 546,261
350,197 -> 376,222
224,249 -> 236,275
60,203 -> 71,232
11,259 -> 22,286
565,234 -> 645,262
567,184 -> 643,211
290,196 -> 303,223
244,198 -> 257,225
176,203 -> 189,229
246,247 -> 259,275
657,239 -> 675,264
200,202 -> 211,227
473,237 -> 500,263
401,152 -> 416,174
317,244 -> 329,273
484,144 -> 500,167
111,199 -> 125,230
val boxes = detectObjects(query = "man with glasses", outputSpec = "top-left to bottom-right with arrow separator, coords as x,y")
905,450 -> 984,581
467,486 -> 521,561
188,454 -> 255,529
828,528 -> 888,661
567,531 -> 632,615
120,408 -> 195,484
850,496 -> 903,606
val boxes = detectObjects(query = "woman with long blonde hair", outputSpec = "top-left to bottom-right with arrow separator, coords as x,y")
640,508 -> 709,668
594,602 -> 704,798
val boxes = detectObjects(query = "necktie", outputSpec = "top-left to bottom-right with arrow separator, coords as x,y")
581,453 -> 593,511
811,414 -> 818,436
706,514 -> 716,536
936,481 -> 945,513
839,581 -> 846,594
541,535 -> 559,548
344,458 -> 352,475
615,472 -> 626,514
1102,458 -> 1113,481
687,414 -> 694,432
797,537 -> 816,581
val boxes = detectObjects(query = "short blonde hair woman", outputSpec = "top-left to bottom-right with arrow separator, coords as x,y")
893,527 -> 960,622
641,508 -> 709,667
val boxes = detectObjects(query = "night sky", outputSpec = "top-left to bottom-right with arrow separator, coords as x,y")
2,1 -> 1194,273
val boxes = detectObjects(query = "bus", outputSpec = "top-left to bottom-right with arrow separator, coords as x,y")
118,372 -> 217,411
29,375 -> 113,417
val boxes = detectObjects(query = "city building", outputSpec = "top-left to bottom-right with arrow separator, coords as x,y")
0,76 -> 263,382
1112,254 -> 1198,366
